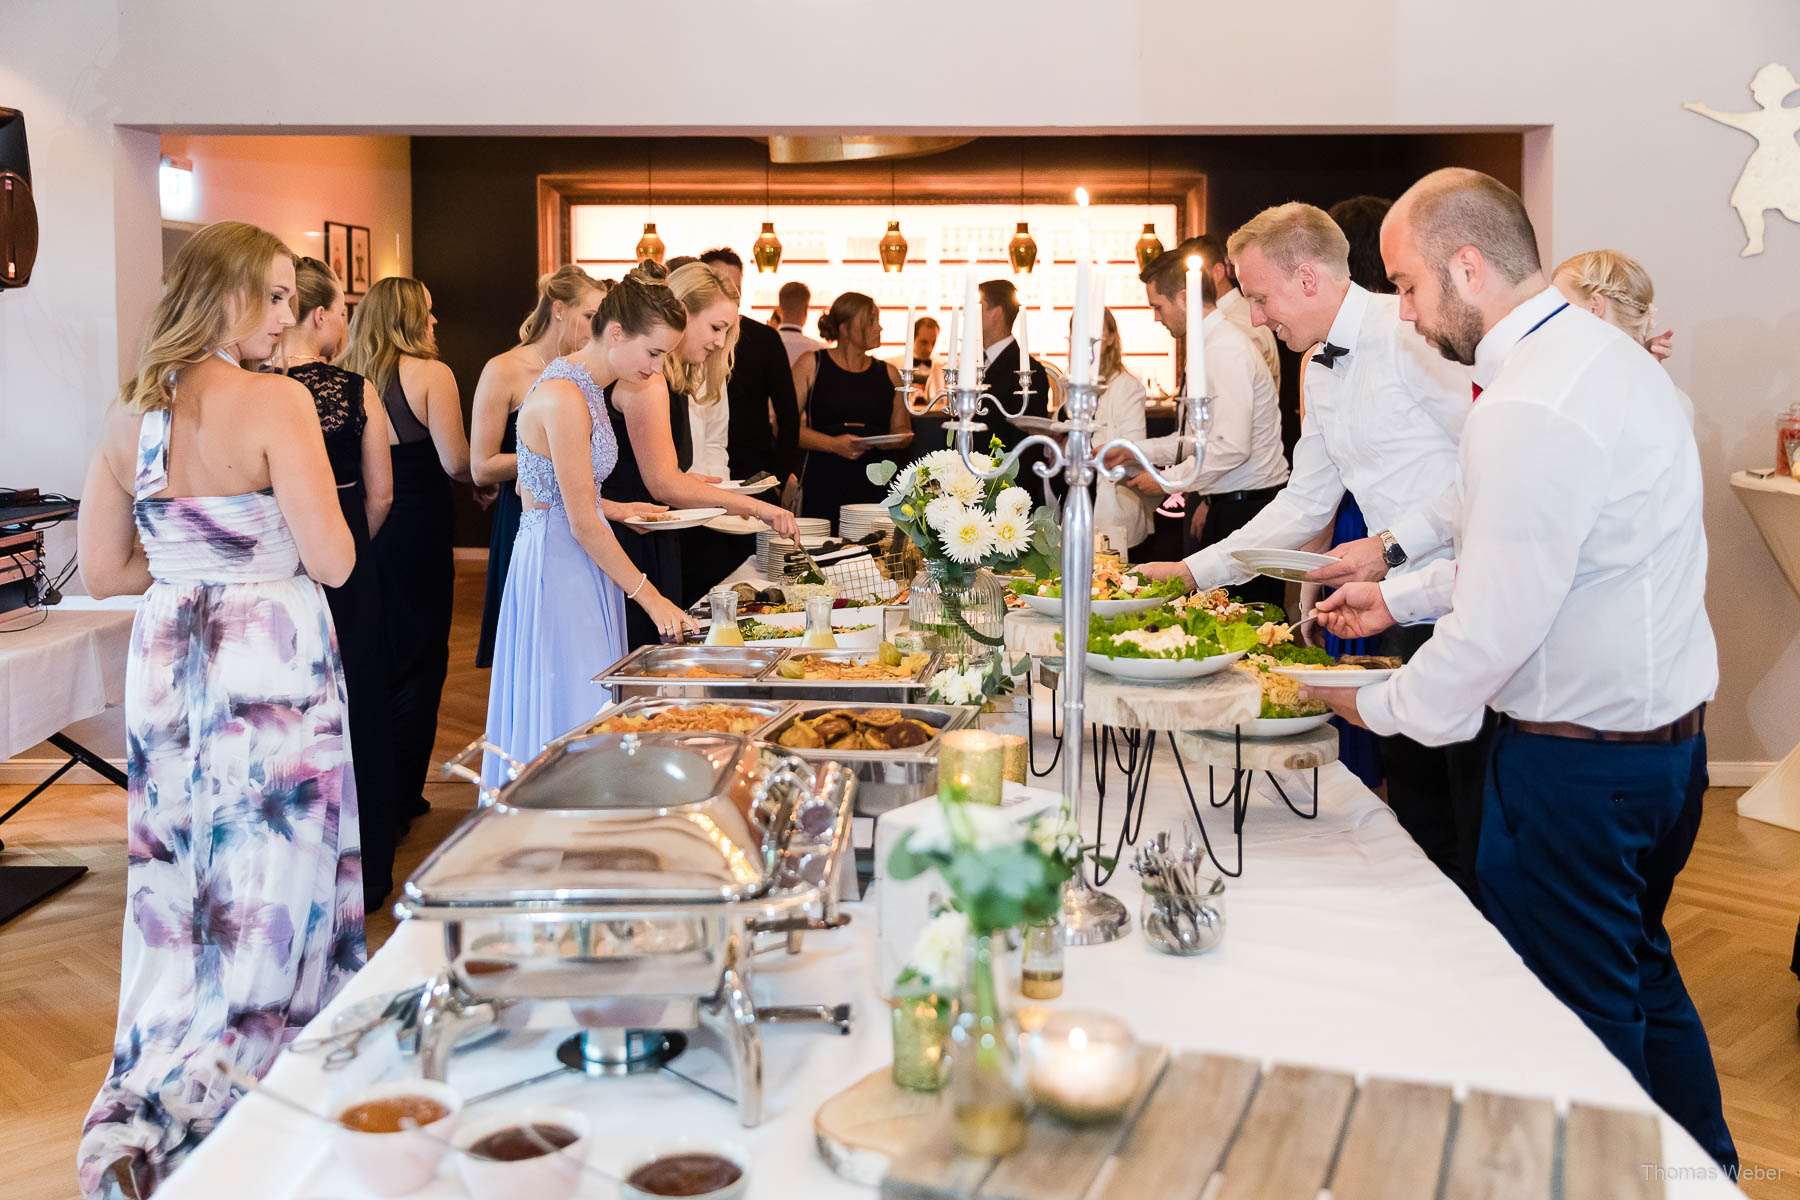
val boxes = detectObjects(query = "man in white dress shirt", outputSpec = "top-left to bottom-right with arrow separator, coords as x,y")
1195,233 -> 1282,389
777,281 -> 824,365
1309,169 -> 1735,1172
1120,240 -> 1287,607
1138,205 -> 1482,897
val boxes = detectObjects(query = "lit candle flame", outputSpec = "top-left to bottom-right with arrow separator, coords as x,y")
1074,186 -> 1090,208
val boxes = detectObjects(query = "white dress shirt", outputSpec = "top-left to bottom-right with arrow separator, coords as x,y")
1143,311 -> 1287,498
1182,283 -> 1471,593
686,385 -> 732,479
779,324 -> 824,365
1217,287 -> 1282,389
1359,288 -> 1717,745
982,335 -> 1014,367
1092,369 -> 1157,549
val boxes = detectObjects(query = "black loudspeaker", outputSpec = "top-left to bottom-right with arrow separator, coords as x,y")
0,107 -> 38,290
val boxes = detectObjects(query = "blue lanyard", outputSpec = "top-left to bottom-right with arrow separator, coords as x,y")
1518,301 -> 1568,344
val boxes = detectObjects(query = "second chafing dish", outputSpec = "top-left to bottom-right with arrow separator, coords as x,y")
756,701 -> 978,817
596,644 -> 943,705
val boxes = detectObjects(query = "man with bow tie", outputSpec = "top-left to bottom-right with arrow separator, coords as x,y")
1137,202 -> 1478,897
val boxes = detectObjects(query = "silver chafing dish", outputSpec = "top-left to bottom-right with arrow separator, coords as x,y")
405,729 -> 856,1126
596,644 -> 943,705
756,701 -> 978,817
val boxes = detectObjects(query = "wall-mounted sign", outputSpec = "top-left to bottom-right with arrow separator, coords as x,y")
1685,63 -> 1800,257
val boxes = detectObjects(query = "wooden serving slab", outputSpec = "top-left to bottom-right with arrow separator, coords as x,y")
868,1051 -> 1667,1200
1175,726 -> 1339,772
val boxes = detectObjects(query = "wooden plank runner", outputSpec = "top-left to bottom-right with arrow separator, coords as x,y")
977,1044 -> 1169,1200
1562,1103 -> 1666,1200
881,1110 -> 996,1200
1096,1052 -> 1261,1200
1441,1088 -> 1557,1200
1328,1078 -> 1455,1200
1214,1063 -> 1357,1200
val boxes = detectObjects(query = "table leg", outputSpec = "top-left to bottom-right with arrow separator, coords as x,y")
0,730 -> 121,920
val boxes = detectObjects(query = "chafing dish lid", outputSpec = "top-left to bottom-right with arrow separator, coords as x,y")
404,732 -> 775,908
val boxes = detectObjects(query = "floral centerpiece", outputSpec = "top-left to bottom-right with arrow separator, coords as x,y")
868,445 -> 1056,659
886,797 -> 1085,1153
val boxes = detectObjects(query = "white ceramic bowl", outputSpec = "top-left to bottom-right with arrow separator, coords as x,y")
331,1078 -> 462,1196
1230,713 -> 1334,737
1017,591 -> 1166,619
619,1137 -> 751,1200
1085,649 -> 1246,682
454,1105 -> 590,1200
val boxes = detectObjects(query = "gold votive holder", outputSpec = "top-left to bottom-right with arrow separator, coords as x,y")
995,734 -> 1028,784
889,991 -> 953,1093
938,729 -> 1005,806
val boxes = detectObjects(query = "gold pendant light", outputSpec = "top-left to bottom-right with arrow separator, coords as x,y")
1134,143 -> 1163,271
753,160 -> 781,273
878,163 -> 907,273
1009,149 -> 1038,274
634,145 -> 665,265
1134,223 -> 1164,272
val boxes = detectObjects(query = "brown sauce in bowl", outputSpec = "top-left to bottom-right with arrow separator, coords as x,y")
469,1122 -> 580,1161
337,1095 -> 449,1133
626,1151 -> 743,1196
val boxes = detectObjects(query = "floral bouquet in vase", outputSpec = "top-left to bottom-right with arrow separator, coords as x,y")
868,443 -> 1057,660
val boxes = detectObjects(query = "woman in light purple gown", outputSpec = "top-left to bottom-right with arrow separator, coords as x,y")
484,275 -> 701,781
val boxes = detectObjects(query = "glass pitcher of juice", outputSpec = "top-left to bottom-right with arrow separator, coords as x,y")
705,590 -> 744,646
802,595 -> 839,649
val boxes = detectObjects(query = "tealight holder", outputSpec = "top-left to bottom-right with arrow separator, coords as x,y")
1021,1009 -> 1141,1124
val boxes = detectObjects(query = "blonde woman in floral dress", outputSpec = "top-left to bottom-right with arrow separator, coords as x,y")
76,221 -> 364,1199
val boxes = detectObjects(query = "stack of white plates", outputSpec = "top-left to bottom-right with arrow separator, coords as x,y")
755,518 -> 830,577
838,503 -> 895,539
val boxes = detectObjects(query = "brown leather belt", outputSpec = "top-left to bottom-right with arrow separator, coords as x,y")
1509,704 -> 1704,745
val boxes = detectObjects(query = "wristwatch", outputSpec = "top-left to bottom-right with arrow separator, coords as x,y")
1377,529 -> 1406,568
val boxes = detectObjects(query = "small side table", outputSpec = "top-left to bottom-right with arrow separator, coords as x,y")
1730,470 -> 1800,832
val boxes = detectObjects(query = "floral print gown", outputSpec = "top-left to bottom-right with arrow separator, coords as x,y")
79,407 -> 366,1198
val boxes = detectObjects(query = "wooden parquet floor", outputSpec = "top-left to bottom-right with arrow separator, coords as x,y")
1,562 -> 1796,1198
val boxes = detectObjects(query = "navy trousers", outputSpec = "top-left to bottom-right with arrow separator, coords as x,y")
1478,722 -> 1737,1174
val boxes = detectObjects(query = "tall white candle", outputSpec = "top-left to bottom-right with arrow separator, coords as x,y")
1015,291 -> 1030,365
904,302 -> 916,363
1184,255 -> 1207,398
947,305 -> 961,377
961,262 -> 982,385
1070,253 -> 1093,385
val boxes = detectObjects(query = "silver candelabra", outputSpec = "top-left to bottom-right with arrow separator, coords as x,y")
896,343 -> 1212,944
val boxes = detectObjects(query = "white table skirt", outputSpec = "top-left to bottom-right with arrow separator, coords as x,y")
160,760 -> 1745,1198
0,604 -> 136,759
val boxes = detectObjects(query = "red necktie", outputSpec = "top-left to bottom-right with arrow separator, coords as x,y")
1471,381 -> 1483,403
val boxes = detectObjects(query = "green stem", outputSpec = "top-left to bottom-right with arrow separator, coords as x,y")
971,939 -> 1002,1072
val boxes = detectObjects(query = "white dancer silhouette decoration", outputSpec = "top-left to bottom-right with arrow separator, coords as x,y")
1686,63 -> 1800,257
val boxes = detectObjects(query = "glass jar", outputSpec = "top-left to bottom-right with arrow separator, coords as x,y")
1781,404 -> 1800,477
704,590 -> 743,646
1139,875 -> 1227,957
908,564 -> 1006,663
1022,1009 -> 1142,1124
801,594 -> 838,649
947,932 -> 1028,1155
890,991 -> 954,1093
1020,916 -> 1064,999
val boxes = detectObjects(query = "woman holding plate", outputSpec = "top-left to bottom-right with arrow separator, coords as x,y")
792,291 -> 913,526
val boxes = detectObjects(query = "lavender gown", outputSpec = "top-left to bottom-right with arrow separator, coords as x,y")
80,407 -> 365,1198
484,359 -> 629,784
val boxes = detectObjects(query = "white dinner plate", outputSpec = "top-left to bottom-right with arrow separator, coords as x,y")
706,514 -> 767,535
1223,713 -> 1335,738
624,507 -> 727,531
1017,591 -> 1167,619
715,478 -> 779,495
1085,649 -> 1246,682
1010,414 -> 1063,436
1230,547 -> 1339,583
1270,665 -> 1398,689
858,433 -> 912,449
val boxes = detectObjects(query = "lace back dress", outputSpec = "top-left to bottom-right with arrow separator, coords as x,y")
483,359 -> 629,783
80,405 -> 364,1199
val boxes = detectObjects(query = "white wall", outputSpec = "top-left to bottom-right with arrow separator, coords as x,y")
2,0 -> 1797,768
159,133 -> 411,284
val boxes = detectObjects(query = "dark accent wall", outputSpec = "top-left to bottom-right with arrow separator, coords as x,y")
412,133 -> 1521,545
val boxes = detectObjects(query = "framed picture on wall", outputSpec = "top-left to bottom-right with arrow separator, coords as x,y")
349,225 -> 372,294
324,221 -> 350,287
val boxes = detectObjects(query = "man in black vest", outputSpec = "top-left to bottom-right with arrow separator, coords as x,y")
978,279 -> 1056,502
699,249 -> 800,485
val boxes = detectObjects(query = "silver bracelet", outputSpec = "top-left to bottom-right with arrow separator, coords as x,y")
627,572 -> 649,600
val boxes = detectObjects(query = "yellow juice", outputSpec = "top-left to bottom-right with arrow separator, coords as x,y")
706,623 -> 745,646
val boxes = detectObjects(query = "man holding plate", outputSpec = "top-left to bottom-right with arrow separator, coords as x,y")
1136,203 -> 1479,897
1306,169 -> 1735,1174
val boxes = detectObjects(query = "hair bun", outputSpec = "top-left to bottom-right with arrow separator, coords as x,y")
628,259 -> 668,283
817,312 -> 840,341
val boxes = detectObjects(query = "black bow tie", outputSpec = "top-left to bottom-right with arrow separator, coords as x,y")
1313,342 -> 1350,369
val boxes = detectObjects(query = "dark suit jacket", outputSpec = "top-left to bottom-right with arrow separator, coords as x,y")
982,340 -> 1057,501
727,316 -> 800,479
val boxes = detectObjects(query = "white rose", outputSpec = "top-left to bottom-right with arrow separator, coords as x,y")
996,486 -> 1032,519
907,910 -> 968,991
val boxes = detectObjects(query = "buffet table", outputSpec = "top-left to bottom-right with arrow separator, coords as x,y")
161,764 -> 1743,1198
1730,469 -> 1800,831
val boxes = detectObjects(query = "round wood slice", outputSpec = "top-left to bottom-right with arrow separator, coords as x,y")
814,1066 -> 945,1186
1175,726 -> 1340,771
1004,608 -> 1064,657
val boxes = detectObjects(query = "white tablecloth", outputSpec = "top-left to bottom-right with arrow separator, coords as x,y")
0,604 -> 136,759
160,749 -> 1745,1199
